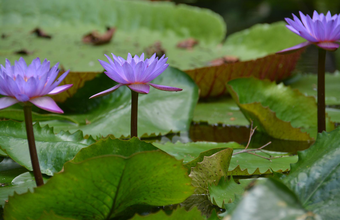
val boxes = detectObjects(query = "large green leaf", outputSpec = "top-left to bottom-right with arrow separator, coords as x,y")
284,127 -> 340,219
0,0 -> 225,71
0,121 -> 95,176
131,207 -> 204,220
227,77 -> 335,140
4,151 -> 194,220
227,178 -> 313,220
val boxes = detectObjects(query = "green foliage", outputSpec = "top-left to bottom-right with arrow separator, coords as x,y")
0,121 -> 95,176
227,77 -> 335,139
4,151 -> 194,220
131,207 -> 204,220
284,127 -> 340,219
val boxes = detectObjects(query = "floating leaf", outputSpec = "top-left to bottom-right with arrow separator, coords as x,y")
4,151 -> 194,220
227,178 -> 313,220
131,207 -> 204,220
72,137 -> 158,163
193,97 -> 248,126
284,127 -> 340,219
227,77 -> 335,140
288,72 -> 340,105
0,121 -> 95,176
1,172 -> 49,208
0,0 -> 225,71
209,177 -> 265,208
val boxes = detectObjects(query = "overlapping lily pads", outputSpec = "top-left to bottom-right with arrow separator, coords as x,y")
0,121 -> 95,176
4,151 -> 194,220
227,77 -> 335,140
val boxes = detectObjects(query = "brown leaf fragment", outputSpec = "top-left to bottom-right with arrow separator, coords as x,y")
82,27 -> 116,45
145,41 -> 166,58
209,56 -> 240,66
30,28 -> 52,39
1,34 -> 8,39
14,49 -> 33,55
177,38 -> 199,49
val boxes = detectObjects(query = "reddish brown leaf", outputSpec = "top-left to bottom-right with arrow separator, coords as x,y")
82,27 -> 116,45
51,71 -> 100,103
209,56 -> 240,66
145,41 -> 166,58
30,28 -> 52,39
185,49 -> 304,98
177,38 -> 199,49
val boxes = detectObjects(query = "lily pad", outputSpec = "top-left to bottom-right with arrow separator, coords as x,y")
227,77 -> 335,140
72,137 -> 158,163
4,151 -> 194,220
283,127 -> 340,219
288,72 -> 340,106
227,178 -> 312,220
0,0 -> 226,71
193,97 -> 248,126
0,121 -> 95,176
1,172 -> 49,208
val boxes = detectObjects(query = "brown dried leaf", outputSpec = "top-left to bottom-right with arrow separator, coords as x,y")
82,27 -> 116,45
30,28 -> 52,39
177,38 -> 199,49
185,49 -> 304,98
145,41 -> 166,58
14,49 -> 33,55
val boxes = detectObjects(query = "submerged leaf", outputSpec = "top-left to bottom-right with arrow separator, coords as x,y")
4,151 -> 194,220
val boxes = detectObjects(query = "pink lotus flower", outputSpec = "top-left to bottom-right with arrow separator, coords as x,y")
0,58 -> 72,113
278,11 -> 340,53
90,53 -> 182,98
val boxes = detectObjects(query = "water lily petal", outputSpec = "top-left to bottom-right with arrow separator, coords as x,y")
316,42 -> 339,51
139,59 -> 158,82
47,70 -> 70,93
89,84 -> 122,99
276,41 -> 311,54
299,11 -> 312,33
148,83 -> 182,92
314,20 -> 325,40
143,64 -> 169,82
128,84 -> 150,94
23,77 -> 38,97
122,62 -> 135,83
48,84 -> 73,95
0,97 -> 19,109
98,59 -> 115,72
15,94 -> 30,102
30,96 -> 64,113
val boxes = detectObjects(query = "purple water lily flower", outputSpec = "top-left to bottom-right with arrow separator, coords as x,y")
0,57 -> 72,113
90,53 -> 182,98
277,11 -> 340,53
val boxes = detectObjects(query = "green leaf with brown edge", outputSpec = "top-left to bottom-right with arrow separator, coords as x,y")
283,127 -> 340,220
0,121 -> 95,176
0,0 -> 225,71
131,207 -> 204,220
4,151 -> 194,220
227,77 -> 335,140
72,137 -> 158,163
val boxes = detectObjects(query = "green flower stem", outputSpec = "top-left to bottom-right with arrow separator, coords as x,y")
23,104 -> 44,187
131,90 -> 139,138
317,48 -> 326,133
